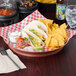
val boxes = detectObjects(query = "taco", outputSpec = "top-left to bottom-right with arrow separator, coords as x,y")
23,25 -> 48,41
16,31 -> 33,49
25,20 -> 48,34
22,29 -> 44,51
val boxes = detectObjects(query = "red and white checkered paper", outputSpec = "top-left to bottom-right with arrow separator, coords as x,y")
0,10 -> 76,52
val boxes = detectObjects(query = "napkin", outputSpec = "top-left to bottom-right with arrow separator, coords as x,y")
0,49 -> 26,74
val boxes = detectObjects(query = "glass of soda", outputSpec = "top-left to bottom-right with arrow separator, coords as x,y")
66,0 -> 76,29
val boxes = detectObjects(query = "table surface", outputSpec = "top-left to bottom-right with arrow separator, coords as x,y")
0,10 -> 76,76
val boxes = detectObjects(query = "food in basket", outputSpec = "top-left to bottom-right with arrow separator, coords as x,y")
38,19 -> 68,49
16,37 -> 31,49
19,0 -> 36,8
35,0 -> 56,3
23,24 -> 48,41
9,19 -> 68,51
24,20 -> 48,34
9,20 -> 48,51
22,29 -> 44,48
0,8 -> 15,16
9,31 -> 21,43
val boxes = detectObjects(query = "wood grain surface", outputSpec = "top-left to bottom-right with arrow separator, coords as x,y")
0,1 -> 76,76
0,34 -> 76,76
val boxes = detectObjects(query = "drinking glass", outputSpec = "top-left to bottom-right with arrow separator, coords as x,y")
66,0 -> 76,29
1,0 -> 12,7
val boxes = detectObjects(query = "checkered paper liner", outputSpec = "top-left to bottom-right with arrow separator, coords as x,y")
0,10 -> 76,52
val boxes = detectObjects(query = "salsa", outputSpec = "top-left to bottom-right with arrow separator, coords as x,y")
0,8 -> 15,16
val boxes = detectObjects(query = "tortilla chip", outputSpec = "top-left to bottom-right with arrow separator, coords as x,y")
35,0 -> 57,3
49,37 -> 58,47
45,35 -> 51,46
60,23 -> 68,29
38,19 -> 53,25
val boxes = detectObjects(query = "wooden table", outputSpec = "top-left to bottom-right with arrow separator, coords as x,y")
0,10 -> 76,76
